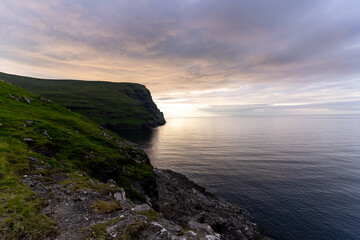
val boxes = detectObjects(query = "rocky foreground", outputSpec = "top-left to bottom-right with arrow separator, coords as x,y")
155,169 -> 270,240
23,155 -> 269,240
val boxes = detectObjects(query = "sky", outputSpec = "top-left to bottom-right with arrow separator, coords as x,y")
1,0 -> 360,117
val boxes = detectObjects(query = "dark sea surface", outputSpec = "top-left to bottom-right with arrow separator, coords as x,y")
117,116 -> 360,240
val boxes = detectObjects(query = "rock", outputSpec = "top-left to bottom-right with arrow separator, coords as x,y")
188,220 -> 214,235
21,96 -> 32,103
107,179 -> 116,184
24,138 -> 34,142
114,189 -> 126,203
42,130 -> 49,137
154,169 -> 268,240
26,120 -> 34,124
28,157 -> 38,163
131,203 -> 150,213
0,123 -> 2,126
8,94 -> 19,101
40,97 -> 52,103
106,217 -> 136,238
205,235 -> 221,240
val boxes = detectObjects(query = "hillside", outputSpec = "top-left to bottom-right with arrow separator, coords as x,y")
0,80 -> 161,238
0,80 -> 268,239
0,72 -> 165,130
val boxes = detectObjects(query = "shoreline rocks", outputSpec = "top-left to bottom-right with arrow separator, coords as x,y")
22,155 -> 270,239
154,169 -> 270,240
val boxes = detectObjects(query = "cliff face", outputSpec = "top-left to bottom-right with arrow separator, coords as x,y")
0,72 -> 166,130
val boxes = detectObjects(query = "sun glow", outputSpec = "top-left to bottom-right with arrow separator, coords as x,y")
155,102 -> 214,118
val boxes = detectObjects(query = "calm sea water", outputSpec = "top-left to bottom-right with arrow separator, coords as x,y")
117,116 -> 360,240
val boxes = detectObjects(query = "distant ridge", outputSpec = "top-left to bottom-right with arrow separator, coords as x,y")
0,71 -> 165,130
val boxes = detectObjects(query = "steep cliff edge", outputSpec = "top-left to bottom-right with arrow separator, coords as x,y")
0,72 -> 165,130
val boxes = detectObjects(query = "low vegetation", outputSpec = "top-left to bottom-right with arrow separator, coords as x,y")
92,200 -> 121,213
0,80 -> 156,239
0,71 -> 165,129
138,209 -> 162,221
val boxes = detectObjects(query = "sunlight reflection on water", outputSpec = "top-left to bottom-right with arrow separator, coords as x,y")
117,116 -> 360,240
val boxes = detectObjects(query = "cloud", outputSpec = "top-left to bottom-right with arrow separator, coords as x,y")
201,100 -> 360,115
0,0 -> 360,116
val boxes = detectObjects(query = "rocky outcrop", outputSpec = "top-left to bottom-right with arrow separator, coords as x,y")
154,169 -> 270,240
21,140 -> 270,240
22,156 -> 234,240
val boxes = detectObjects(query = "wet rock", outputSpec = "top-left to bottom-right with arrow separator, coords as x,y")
24,138 -> 34,142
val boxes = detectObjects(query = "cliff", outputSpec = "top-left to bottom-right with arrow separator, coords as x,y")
0,80 -> 269,239
0,72 -> 166,130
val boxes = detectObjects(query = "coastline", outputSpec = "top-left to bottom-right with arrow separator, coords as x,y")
153,168 -> 271,240
21,152 -> 270,239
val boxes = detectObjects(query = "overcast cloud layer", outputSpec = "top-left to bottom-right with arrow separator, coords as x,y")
1,0 -> 360,117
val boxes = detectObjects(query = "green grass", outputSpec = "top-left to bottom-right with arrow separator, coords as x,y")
60,172 -> 123,195
0,71 -> 165,129
138,209 -> 161,221
86,217 -> 122,239
92,200 -> 121,213
0,80 -> 156,239
0,139 -> 58,239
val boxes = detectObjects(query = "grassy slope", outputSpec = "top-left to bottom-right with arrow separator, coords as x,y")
0,81 -> 155,239
0,72 -> 165,129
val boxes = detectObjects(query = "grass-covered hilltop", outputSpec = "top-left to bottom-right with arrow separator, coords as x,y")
0,72 -> 165,130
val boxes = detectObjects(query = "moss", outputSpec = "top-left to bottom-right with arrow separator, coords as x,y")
60,173 -> 121,195
138,209 -> 161,221
119,179 -> 147,203
92,200 -> 121,213
86,217 -> 121,239
177,228 -> 193,236
119,220 -> 148,240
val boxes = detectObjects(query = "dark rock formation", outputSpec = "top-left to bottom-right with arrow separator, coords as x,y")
154,169 -> 270,240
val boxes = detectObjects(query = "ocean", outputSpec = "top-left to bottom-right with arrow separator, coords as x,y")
117,116 -> 360,240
